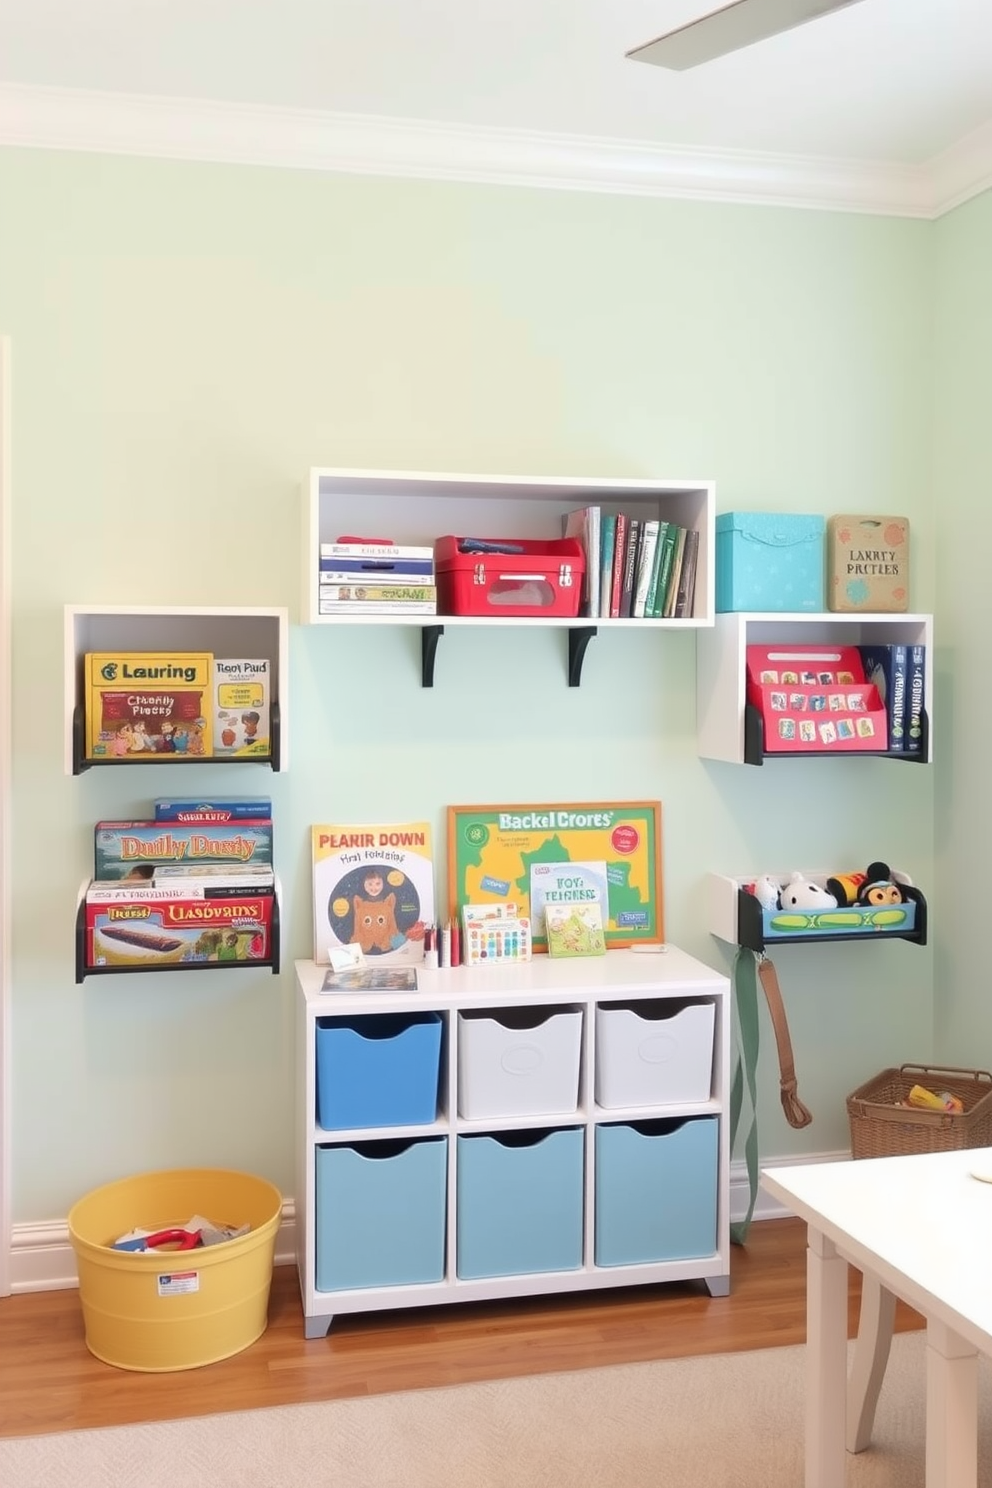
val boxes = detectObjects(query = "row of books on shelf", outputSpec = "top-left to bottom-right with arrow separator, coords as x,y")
746,643 -> 926,754
83,798 -> 275,969
562,508 -> 698,620
318,539 -> 437,615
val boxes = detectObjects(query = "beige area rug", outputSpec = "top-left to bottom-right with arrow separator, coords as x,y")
3,1331 -> 992,1488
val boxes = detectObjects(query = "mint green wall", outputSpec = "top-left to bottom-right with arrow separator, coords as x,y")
933,188 -> 992,1063
0,147 -> 936,1222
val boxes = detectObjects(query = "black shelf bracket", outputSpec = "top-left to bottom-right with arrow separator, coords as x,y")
568,627 -> 597,687
421,624 -> 444,688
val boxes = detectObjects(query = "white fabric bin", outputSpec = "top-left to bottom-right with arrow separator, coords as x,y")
458,1006 -> 583,1120
595,1001 -> 715,1109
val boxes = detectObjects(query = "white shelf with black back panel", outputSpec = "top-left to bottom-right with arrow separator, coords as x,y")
302,468 -> 716,685
696,611 -> 933,766
705,872 -> 928,952
64,605 -> 290,774
294,948 -> 731,1338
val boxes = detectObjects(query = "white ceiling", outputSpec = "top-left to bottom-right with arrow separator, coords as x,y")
2,0 -> 992,215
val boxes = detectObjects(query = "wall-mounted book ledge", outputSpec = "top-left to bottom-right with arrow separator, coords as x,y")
74,891 -> 281,983
743,702 -> 930,767
71,701 -> 282,774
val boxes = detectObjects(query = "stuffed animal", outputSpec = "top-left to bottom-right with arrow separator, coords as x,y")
855,861 -> 905,907
749,875 -> 782,911
827,862 -> 905,907
777,872 -> 838,912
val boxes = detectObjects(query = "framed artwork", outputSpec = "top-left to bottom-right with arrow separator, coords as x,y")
447,801 -> 663,951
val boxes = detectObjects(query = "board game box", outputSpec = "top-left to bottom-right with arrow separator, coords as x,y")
213,659 -> 271,758
153,797 -> 272,823
95,820 -> 274,880
84,652 -> 213,760
85,894 -> 273,969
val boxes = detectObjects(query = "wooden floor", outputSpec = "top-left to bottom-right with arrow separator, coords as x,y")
0,1218 -> 923,1439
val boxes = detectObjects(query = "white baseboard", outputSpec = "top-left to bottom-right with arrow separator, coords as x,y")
8,1151 -> 849,1294
9,1204 -> 299,1294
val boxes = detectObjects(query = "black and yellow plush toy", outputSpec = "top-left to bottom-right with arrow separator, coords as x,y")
827,861 -> 905,907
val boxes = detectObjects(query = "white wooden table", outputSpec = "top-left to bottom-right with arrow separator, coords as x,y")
762,1148 -> 992,1488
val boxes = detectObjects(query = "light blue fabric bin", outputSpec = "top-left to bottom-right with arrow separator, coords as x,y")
716,512 -> 825,612
456,1128 -> 584,1279
595,1117 -> 718,1266
315,1136 -> 447,1291
316,1012 -> 443,1130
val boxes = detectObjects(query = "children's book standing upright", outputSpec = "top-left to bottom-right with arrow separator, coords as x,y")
311,822 -> 434,965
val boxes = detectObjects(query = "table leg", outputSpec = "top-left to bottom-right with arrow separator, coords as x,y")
925,1318 -> 977,1488
806,1225 -> 849,1488
847,1275 -> 897,1453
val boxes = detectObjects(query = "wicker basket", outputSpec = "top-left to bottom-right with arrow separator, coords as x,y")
847,1064 -> 992,1159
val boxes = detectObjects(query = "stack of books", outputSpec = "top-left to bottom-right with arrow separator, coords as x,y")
561,508 -> 698,621
319,539 -> 436,615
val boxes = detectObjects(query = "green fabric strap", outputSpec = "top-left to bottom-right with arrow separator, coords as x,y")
729,946 -> 761,1246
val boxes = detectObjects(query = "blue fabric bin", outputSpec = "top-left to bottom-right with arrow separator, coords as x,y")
595,1117 -> 718,1266
456,1128 -> 584,1279
315,1136 -> 447,1290
316,1012 -> 443,1130
716,511 -> 825,612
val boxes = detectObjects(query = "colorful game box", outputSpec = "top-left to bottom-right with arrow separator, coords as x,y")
95,820 -> 274,880
85,894 -> 273,969
154,797 -> 272,823
213,659 -> 271,758
84,652 -> 213,760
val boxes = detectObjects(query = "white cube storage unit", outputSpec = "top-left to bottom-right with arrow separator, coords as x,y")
295,949 -> 731,1337
457,1006 -> 582,1120
595,1000 -> 715,1108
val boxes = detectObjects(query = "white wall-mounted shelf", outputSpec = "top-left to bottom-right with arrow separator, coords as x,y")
696,611 -> 934,765
302,468 -> 716,684
64,606 -> 290,775
706,871 -> 928,952
294,949 -> 731,1337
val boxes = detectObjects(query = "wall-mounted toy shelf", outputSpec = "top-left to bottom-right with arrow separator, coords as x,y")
65,605 -> 290,775
706,872 -> 928,952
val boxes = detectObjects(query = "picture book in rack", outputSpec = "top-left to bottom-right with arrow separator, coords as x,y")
311,821 -> 434,965
746,645 -> 886,753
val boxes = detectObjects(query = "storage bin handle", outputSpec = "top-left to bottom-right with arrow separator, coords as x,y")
899,1063 -> 992,1086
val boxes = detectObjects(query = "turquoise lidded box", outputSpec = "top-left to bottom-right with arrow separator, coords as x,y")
716,512 -> 825,613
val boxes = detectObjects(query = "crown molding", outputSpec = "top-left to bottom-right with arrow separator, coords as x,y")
0,81 -> 987,220
925,117 -> 992,218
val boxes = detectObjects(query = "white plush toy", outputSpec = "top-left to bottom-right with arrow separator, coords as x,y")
777,872 -> 838,911
751,875 -> 783,911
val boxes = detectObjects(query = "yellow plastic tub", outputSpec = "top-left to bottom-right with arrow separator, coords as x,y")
67,1167 -> 282,1372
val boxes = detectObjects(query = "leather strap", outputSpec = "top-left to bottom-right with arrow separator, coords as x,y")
730,949 -> 812,1246
758,956 -> 813,1130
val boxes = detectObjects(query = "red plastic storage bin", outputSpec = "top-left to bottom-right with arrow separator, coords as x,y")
434,536 -> 585,618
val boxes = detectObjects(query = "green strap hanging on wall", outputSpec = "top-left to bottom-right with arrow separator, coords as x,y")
730,947 -> 813,1246
730,947 -> 761,1245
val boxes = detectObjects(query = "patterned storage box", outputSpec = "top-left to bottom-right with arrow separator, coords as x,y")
716,512 -> 825,613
